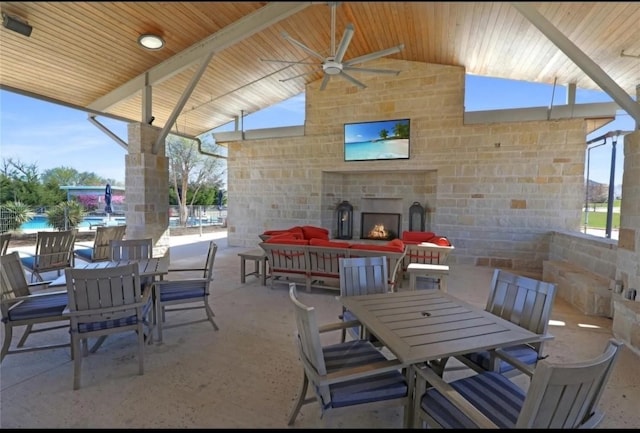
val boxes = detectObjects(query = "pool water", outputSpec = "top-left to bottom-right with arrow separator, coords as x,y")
20,215 -> 125,230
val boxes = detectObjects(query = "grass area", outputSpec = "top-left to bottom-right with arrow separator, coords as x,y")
583,203 -> 621,229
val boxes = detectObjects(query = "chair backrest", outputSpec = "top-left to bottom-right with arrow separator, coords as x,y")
110,238 -> 153,260
339,256 -> 389,297
0,251 -> 31,305
65,263 -> 142,322
202,241 -> 218,281
0,232 -> 11,255
486,269 -> 557,338
288,283 -> 331,403
517,339 -> 623,428
92,225 -> 126,261
33,230 -> 76,270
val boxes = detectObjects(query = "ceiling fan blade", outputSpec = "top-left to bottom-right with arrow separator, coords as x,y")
343,43 -> 405,66
260,58 -> 318,65
338,71 -> 367,89
334,23 -> 354,63
319,74 -> 331,91
343,66 -> 401,75
280,69 -> 320,83
281,31 -> 326,61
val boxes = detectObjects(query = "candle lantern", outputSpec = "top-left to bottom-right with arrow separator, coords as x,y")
336,200 -> 353,240
409,201 -> 425,232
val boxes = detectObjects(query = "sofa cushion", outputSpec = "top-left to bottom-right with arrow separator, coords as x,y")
309,238 -> 351,248
349,239 -> 405,253
265,234 -> 309,245
301,225 -> 330,241
401,231 -> 435,244
263,226 -> 305,238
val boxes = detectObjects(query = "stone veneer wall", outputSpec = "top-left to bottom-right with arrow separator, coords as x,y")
226,59 -> 589,274
548,231 -> 618,280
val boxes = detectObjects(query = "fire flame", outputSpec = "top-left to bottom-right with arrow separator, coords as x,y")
368,224 -> 389,240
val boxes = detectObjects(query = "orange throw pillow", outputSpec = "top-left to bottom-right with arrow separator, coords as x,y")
401,231 -> 436,243
301,225 -> 330,241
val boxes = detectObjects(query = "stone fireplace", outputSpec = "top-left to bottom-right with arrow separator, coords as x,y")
361,212 -> 401,240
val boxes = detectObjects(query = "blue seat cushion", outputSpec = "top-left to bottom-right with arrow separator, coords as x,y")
20,255 -> 36,270
158,281 -> 207,302
463,344 -> 539,374
322,339 -> 407,409
420,371 -> 525,428
76,298 -> 153,333
6,293 -> 68,322
74,248 -> 94,261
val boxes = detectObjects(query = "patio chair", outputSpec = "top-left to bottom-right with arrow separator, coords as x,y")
1,232 -> 11,255
1,251 -> 70,363
64,262 -> 153,390
151,241 -> 219,343
412,338 -> 623,428
287,282 -> 409,426
74,225 -> 126,262
19,229 -> 77,282
109,238 -> 153,261
443,268 -> 557,378
338,256 -> 389,343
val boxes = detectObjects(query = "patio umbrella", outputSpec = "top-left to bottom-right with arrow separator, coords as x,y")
104,183 -> 113,214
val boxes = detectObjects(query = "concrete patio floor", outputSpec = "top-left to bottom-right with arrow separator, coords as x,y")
1,231 -> 638,428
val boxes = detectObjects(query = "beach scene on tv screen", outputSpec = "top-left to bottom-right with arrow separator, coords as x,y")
344,119 -> 410,161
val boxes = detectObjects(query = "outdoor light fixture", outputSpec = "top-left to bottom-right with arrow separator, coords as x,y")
137,33 -> 164,50
2,12 -> 32,37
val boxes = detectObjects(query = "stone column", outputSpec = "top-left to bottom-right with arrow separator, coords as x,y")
125,123 -> 170,259
613,130 -> 640,356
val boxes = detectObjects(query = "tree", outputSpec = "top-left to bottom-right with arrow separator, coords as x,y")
166,135 -> 225,226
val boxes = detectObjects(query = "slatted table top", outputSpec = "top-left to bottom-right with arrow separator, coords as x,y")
340,290 -> 541,365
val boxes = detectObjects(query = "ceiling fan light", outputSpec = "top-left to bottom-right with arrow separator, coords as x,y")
138,33 -> 165,50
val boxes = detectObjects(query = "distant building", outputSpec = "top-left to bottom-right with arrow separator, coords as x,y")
59,185 -> 125,215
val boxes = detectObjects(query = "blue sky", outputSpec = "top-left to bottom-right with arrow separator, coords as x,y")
0,75 -> 634,185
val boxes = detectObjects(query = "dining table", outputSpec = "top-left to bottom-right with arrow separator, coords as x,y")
339,289 -> 545,427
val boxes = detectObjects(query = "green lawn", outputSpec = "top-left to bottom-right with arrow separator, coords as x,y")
583,205 -> 620,229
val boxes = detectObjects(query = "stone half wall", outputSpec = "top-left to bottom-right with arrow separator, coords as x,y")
225,59 -> 587,273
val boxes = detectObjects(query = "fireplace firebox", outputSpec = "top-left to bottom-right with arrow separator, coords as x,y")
360,212 -> 401,240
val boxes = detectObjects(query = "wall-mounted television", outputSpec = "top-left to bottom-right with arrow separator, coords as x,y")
344,118 -> 410,162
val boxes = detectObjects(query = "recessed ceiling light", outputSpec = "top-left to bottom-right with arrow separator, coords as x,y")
138,33 -> 164,50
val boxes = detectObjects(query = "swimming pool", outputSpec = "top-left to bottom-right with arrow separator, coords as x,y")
20,215 -> 126,230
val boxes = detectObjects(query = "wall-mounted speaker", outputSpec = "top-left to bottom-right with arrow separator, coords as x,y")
2,13 -> 33,37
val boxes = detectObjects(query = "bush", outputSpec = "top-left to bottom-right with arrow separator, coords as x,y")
0,201 -> 34,233
46,201 -> 85,231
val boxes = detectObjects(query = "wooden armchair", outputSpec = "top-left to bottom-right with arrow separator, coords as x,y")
64,263 -> 153,390
74,225 -> 126,262
1,251 -> 70,363
19,229 -> 76,282
447,268 -> 557,378
1,232 -> 11,255
109,238 -> 153,260
287,282 -> 409,426
151,241 -> 219,343
412,339 -> 624,428
338,256 -> 389,343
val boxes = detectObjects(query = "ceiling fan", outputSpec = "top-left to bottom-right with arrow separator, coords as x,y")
261,2 -> 404,90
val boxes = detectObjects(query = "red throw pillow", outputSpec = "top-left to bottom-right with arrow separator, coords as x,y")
265,234 -> 309,245
309,238 -> 350,248
263,226 -> 305,238
402,231 -> 436,243
387,239 -> 405,250
432,236 -> 452,246
301,225 -> 330,241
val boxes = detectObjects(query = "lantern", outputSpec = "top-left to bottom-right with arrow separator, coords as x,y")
409,201 -> 425,232
336,200 -> 353,240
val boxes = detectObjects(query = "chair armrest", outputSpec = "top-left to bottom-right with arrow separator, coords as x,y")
27,281 -> 52,291
3,290 -> 67,304
412,364 -> 498,428
166,267 -> 206,273
492,348 -> 535,377
318,319 -> 361,334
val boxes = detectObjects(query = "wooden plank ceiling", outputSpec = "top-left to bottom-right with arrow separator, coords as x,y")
0,2 -> 638,138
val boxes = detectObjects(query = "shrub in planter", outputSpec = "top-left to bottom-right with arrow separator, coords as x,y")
0,201 -> 34,233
